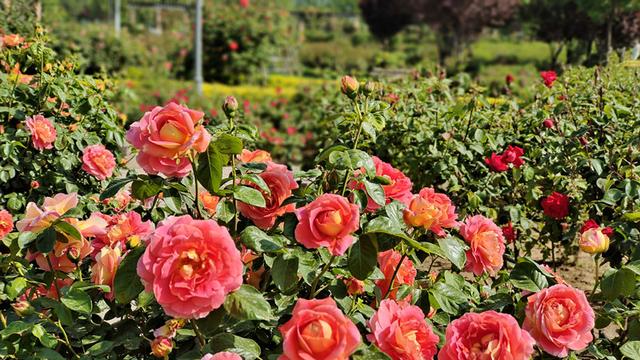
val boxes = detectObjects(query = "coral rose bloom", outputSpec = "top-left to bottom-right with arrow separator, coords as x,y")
92,211 -> 154,255
376,250 -> 417,301
367,299 -> 439,360
403,187 -> 458,236
25,115 -> 57,151
278,298 -> 361,360
523,284 -> 595,357
238,149 -> 272,163
3,34 -> 24,47
126,102 -> 211,178
199,191 -> 220,215
439,311 -> 535,360
460,215 -> 505,277
541,192 -> 570,220
351,156 -> 413,211
0,209 -> 13,239
82,144 -> 116,180
294,194 -> 360,256
237,162 -> 298,229
91,245 -> 123,300
16,193 -> 78,233
202,352 -> 242,360
137,215 -> 243,319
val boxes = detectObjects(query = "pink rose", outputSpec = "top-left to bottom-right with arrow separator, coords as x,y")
202,352 -> 242,360
367,299 -> 439,360
0,209 -> 13,240
25,115 -> 57,150
294,194 -> 360,256
460,215 -> 505,277
90,245 -> 123,300
403,187 -> 458,236
439,311 -> 535,360
278,298 -> 361,360
126,102 -> 211,178
137,215 -> 243,318
92,211 -> 154,255
376,250 -> 417,301
81,144 -> 116,180
523,284 -> 595,357
351,156 -> 413,212
237,162 -> 298,229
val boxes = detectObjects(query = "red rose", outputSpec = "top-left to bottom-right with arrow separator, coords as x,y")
506,74 -> 515,85
229,41 -> 239,52
541,192 -> 570,220
540,71 -> 557,88
580,219 -> 613,237
484,153 -> 508,172
502,145 -> 525,167
501,222 -> 517,243
543,118 -> 555,129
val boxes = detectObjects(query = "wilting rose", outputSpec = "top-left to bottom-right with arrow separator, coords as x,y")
540,70 -> 558,88
439,311 -> 535,360
17,193 -> 78,233
376,250 -> 417,301
202,352 -> 242,360
294,194 -> 360,256
278,298 -> 361,360
82,144 -> 116,180
25,115 -> 57,151
126,102 -> 211,178
503,145 -> 524,167
92,211 -> 154,255
238,149 -> 272,163
342,276 -> 365,296
137,215 -> 243,318
460,215 -> 505,277
502,222 -> 517,243
368,299 -> 439,360
0,209 -> 13,239
351,156 -> 413,212
403,187 -> 458,236
150,337 -> 173,358
523,284 -> 595,357
18,278 -> 73,302
484,153 -> 509,172
237,162 -> 298,229
199,191 -> 220,215
579,228 -> 610,254
541,192 -> 570,220
90,245 -> 123,300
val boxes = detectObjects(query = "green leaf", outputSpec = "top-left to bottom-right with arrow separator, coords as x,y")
240,226 -> 284,253
601,268 -> 636,300
131,178 -> 163,200
87,340 -> 114,356
271,254 -> 299,292
437,236 -> 467,270
430,282 -> 467,315
352,344 -> 392,359
32,324 -> 58,348
364,180 -> 386,206
35,227 -> 57,253
100,177 -> 135,201
510,262 -> 549,292
61,288 -> 92,314
216,199 -> 235,223
54,221 -> 82,240
18,231 -> 37,248
0,321 -> 32,338
206,333 -> 260,360
34,348 -> 66,360
224,285 -> 273,321
348,236 -> 378,280
347,149 -> 375,175
241,173 -> 271,195
215,134 -> 243,154
197,143 -> 228,194
234,186 -> 266,208
622,212 -> 640,222
114,246 -> 146,304
621,341 -> 640,359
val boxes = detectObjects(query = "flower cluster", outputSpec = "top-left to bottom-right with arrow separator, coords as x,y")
484,145 -> 525,172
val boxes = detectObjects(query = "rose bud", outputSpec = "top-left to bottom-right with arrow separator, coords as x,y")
150,337 -> 173,358
543,118 -> 555,129
31,180 -> 40,189
340,75 -> 359,99
12,301 -> 33,317
579,228 -> 610,254
222,96 -> 239,118
579,137 -> 588,146
363,80 -> 376,96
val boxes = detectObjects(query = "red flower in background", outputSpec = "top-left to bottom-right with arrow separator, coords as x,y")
541,192 -> 570,220
506,74 -> 515,85
239,0 -> 249,8
580,219 -> 614,237
502,222 -> 517,243
540,71 -> 558,88
543,118 -> 555,129
503,145 -> 525,168
229,41 -> 239,52
484,153 -> 509,172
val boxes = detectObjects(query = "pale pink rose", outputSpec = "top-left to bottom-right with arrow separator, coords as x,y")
460,215 -> 505,277
439,311 -> 535,360
238,149 -> 272,163
0,209 -> 13,240
16,193 -> 78,233
294,194 -> 360,256
201,352 -> 242,360
367,299 -> 439,360
350,156 -> 413,211
81,144 -> 116,180
25,115 -> 57,150
90,245 -> 123,300
237,162 -> 298,229
137,215 -> 243,318
278,298 -> 361,360
523,284 -> 595,357
376,250 -> 417,301
403,188 -> 459,236
92,211 -> 153,255
126,102 -> 211,177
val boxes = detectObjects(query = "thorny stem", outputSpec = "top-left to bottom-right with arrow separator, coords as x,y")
309,255 -> 336,298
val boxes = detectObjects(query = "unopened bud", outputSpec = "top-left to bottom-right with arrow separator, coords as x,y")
12,300 -> 33,317
340,76 -> 359,99
542,118 -> 555,129
222,96 -> 238,118
363,81 -> 376,96
151,337 -> 173,358
30,180 -> 40,189
579,228 -> 610,254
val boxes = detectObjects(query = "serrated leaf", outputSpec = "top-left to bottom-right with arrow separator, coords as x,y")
234,186 -> 266,208
224,285 -> 273,321
348,236 -> 378,280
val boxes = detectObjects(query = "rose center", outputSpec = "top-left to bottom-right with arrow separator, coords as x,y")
160,122 -> 188,144
470,333 -> 501,360
301,319 -> 335,354
178,249 -> 204,280
315,210 -> 344,237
